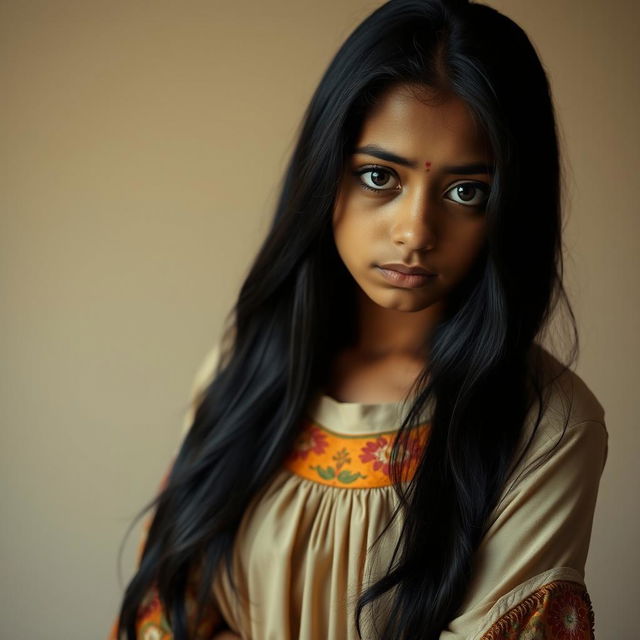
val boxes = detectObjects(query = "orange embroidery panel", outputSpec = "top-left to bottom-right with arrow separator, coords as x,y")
106,588 -> 172,640
480,580 -> 595,640
283,417 -> 431,488
108,583 -> 222,640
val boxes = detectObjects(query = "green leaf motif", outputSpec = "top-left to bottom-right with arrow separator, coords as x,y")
337,469 -> 367,484
310,465 -> 335,479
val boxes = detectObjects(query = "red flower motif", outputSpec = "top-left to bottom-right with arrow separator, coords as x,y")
547,590 -> 591,639
359,436 -> 391,475
290,425 -> 329,460
138,587 -> 162,619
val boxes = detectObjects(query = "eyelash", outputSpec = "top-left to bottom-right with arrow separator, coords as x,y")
353,165 -> 491,208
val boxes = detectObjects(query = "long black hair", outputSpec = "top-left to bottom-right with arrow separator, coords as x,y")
116,1 -> 576,638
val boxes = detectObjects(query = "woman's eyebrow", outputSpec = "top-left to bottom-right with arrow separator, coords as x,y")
352,144 -> 494,175
353,144 -> 417,168
442,162 -> 494,175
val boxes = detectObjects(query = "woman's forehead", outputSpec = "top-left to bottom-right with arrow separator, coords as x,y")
355,84 -> 492,162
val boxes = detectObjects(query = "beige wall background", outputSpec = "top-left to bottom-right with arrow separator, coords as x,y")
2,1 -> 638,638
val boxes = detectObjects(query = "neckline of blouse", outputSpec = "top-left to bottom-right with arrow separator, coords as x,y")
307,391 -> 435,436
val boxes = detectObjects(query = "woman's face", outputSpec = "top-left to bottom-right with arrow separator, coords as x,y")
333,83 -> 493,313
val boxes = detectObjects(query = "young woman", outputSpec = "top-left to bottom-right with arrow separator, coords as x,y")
111,1 -> 609,638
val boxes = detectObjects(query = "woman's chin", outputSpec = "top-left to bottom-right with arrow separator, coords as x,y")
361,287 -> 440,313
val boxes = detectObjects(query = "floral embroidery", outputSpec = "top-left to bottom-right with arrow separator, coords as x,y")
108,581 -> 221,640
289,425 -> 329,460
332,447 -> 352,469
284,417 -> 430,488
106,587 -> 173,640
360,436 -> 391,475
480,580 -> 595,640
547,588 -> 592,638
139,621 -> 171,640
137,589 -> 173,640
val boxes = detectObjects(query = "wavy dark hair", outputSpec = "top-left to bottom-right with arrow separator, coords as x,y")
116,1 -> 577,638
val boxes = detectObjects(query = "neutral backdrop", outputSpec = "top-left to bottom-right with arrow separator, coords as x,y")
2,1 -> 638,638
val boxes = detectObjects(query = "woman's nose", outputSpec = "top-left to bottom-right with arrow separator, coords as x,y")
390,188 -> 437,252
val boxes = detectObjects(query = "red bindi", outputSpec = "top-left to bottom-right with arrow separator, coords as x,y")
424,161 -> 432,171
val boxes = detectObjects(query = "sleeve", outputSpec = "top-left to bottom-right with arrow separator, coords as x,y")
439,419 -> 609,640
179,342 -> 222,441
109,344 -> 225,640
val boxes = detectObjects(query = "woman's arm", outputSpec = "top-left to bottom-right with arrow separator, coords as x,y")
109,344 -> 233,639
108,468 -> 229,639
441,418 -> 609,640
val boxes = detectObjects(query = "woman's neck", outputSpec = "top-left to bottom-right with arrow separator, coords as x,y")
352,288 -> 443,359
324,290 -> 442,403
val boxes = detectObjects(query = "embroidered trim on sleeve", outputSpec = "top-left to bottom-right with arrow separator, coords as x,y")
480,580 -> 595,640
107,582 -> 222,640
135,588 -> 173,640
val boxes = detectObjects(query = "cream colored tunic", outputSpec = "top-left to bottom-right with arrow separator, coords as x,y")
127,344 -> 609,640
207,392 -> 434,640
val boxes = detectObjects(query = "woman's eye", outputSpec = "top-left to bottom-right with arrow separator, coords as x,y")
444,181 -> 490,207
355,167 -> 400,192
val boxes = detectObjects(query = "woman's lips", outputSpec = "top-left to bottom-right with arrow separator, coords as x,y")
375,266 -> 437,288
378,262 -> 436,276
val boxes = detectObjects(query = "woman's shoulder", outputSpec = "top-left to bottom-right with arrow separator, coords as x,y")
427,347 -> 610,640
180,341 -> 226,437
526,343 -> 606,432
507,343 -> 609,486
